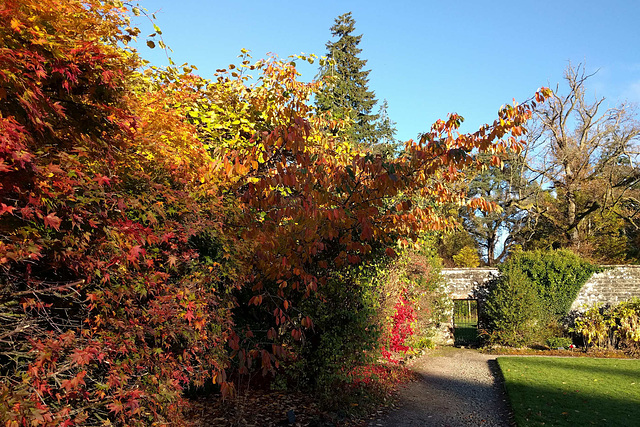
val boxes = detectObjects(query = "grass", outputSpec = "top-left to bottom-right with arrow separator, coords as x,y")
498,357 -> 640,426
453,319 -> 479,346
453,325 -> 479,346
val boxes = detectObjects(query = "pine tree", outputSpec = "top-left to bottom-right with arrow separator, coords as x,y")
316,12 -> 396,151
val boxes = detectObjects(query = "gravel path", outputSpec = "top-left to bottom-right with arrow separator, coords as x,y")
369,347 -> 513,427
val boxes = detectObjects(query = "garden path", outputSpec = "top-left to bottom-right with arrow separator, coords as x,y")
369,346 -> 513,427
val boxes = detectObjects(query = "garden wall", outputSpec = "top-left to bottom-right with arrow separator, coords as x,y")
441,265 -> 640,309
438,266 -> 640,343
441,267 -> 498,300
570,265 -> 640,310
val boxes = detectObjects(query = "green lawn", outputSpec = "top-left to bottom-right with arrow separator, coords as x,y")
498,357 -> 640,426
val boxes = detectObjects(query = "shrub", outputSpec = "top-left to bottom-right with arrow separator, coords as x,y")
0,2 -> 244,425
287,264 -> 383,393
570,298 -> 640,354
483,249 -> 598,347
501,249 -> 599,317
379,239 -> 450,360
483,266 -> 548,347
570,305 -> 615,349
616,298 -> 640,353
546,336 -> 573,348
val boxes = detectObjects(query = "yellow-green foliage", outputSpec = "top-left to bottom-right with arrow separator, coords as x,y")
453,246 -> 480,268
571,298 -> 640,354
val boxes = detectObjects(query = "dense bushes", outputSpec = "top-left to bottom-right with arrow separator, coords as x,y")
483,249 -> 599,346
505,249 -> 600,316
570,298 -> 640,355
279,241 -> 448,398
484,267 -> 547,346
284,264 -> 383,393
0,2 -> 246,424
0,1 -> 547,425
380,242 -> 450,359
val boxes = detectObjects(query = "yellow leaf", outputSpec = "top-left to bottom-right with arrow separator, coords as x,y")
10,18 -> 21,32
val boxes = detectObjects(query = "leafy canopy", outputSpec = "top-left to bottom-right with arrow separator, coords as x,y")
0,1 -> 550,425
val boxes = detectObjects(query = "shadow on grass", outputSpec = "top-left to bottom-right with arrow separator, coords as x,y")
503,380 -> 638,426
498,358 -> 640,427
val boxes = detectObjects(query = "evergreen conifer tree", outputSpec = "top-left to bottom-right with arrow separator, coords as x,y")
316,12 -> 396,152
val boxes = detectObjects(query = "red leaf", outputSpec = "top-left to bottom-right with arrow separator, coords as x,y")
44,212 -> 62,231
107,401 -> 123,415
61,370 -> 86,391
248,295 -> 263,306
0,159 -> 11,172
128,245 -> 145,261
184,309 -> 194,324
0,203 -> 16,216
167,255 -> 178,267
220,382 -> 234,398
70,348 -> 93,366
94,174 -> 111,186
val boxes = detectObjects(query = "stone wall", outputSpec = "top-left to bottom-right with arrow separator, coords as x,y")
436,265 -> 640,344
571,265 -> 640,310
438,268 -> 498,343
441,265 -> 640,310
441,268 -> 499,300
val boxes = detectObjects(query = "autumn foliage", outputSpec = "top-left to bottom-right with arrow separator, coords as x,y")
0,0 -> 549,425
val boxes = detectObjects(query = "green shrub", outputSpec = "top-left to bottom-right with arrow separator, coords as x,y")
546,336 -> 573,348
287,264 -> 383,393
484,266 -> 548,347
483,249 -> 599,347
501,249 -> 600,317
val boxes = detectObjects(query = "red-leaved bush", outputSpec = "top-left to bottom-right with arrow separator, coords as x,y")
381,291 -> 418,362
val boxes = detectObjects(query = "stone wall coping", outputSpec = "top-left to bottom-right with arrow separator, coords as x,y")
442,265 -> 640,271
596,264 -> 640,268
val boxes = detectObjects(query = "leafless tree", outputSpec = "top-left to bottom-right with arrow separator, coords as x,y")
524,63 -> 640,249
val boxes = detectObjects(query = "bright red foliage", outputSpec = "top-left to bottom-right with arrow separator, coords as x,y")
388,293 -> 418,357
0,1 -> 241,425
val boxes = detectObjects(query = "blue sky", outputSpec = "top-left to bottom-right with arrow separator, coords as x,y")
134,0 -> 640,143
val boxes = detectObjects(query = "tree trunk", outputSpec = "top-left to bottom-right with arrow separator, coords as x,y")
566,187 -> 579,245
487,232 -> 496,266
564,161 -> 579,246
